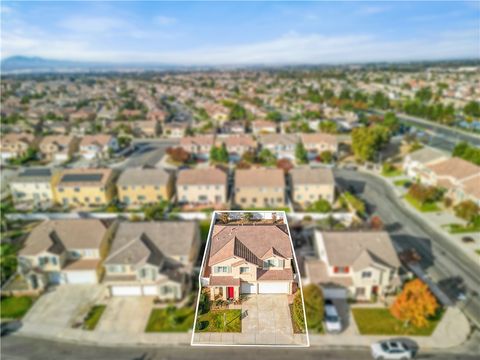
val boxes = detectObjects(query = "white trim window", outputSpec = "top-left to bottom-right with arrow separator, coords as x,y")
214,266 -> 231,273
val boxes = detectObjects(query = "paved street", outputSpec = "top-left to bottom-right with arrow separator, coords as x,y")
2,334 -> 479,360
334,169 -> 480,328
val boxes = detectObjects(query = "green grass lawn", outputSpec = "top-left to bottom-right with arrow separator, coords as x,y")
382,168 -> 404,177
393,179 -> 411,187
0,296 -> 35,319
196,309 -> 242,332
83,305 -> 106,331
145,306 -> 195,332
404,194 -> 440,212
444,223 -> 480,234
352,308 -> 443,336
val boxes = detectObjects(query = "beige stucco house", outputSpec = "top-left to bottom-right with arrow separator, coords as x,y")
38,135 -> 79,162
10,167 -> 55,209
176,168 -> 228,205
290,167 -> 335,208
234,168 -> 286,208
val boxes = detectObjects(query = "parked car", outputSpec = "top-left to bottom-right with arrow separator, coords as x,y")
324,302 -> 341,333
370,340 -> 413,359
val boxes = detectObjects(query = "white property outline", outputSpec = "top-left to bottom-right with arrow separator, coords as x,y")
191,210 -> 310,347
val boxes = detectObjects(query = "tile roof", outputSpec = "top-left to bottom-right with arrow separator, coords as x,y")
209,276 -> 240,286
80,134 -> 113,147
290,167 -> 334,185
427,157 -> 479,181
177,168 -> 227,186
259,133 -> 298,146
235,168 -> 285,187
117,168 -> 171,186
300,133 -> 338,146
408,147 -> 448,164
257,268 -> 293,281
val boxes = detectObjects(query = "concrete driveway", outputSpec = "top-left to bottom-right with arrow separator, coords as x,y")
95,297 -> 154,334
21,285 -> 104,333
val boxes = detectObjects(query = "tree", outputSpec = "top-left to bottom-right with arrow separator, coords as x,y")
218,212 -> 229,224
0,243 -> 18,285
166,147 -> 190,163
452,141 -> 480,165
319,120 -> 338,134
301,284 -> 324,332
382,112 -> 400,134
408,184 -> 441,205
415,87 -> 433,102
351,125 -> 390,162
266,111 -> 282,123
276,158 -> 293,174
295,142 -> 308,164
454,200 -> 480,225
390,279 -> 439,328
258,148 -> 276,166
229,103 -> 247,120
319,150 -> 333,164
372,91 -> 390,109
464,101 -> 480,118
144,201 -> 169,221
307,199 -> 331,213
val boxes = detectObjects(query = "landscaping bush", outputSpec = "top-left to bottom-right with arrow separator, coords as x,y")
199,290 -> 211,315
292,291 -> 306,331
454,200 -> 480,224
302,284 -> 324,332
307,199 -> 331,213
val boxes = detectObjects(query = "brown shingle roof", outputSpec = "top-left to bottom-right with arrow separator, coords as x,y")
235,168 -> 285,188
300,133 -> 337,146
257,268 -> 293,281
209,276 -> 240,286
427,157 -> 479,181
80,134 -> 113,147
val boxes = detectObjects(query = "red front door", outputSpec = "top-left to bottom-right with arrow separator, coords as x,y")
372,286 -> 378,295
227,286 -> 234,299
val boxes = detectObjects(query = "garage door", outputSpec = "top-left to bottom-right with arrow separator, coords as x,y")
322,287 -> 347,299
142,285 -> 159,295
240,282 -> 257,294
258,282 -> 289,294
111,286 -> 142,296
65,271 -> 97,284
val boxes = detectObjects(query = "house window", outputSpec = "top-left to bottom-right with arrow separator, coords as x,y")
362,271 -> 372,278
122,186 -> 127,190
74,187 -> 80,192
95,197 -> 101,202
51,257 -> 58,265
240,267 -> 249,274
109,265 -> 124,273
161,286 -> 173,295
59,188 -> 64,192
355,287 -> 365,296
334,266 -> 349,274
214,266 -> 231,273
263,259 -> 277,268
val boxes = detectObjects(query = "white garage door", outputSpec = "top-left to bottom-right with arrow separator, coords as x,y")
322,287 -> 347,299
240,282 -> 257,294
142,285 -> 159,295
258,282 -> 289,294
111,286 -> 142,296
65,271 -> 97,284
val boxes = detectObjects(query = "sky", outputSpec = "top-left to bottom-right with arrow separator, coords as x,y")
1,1 -> 479,65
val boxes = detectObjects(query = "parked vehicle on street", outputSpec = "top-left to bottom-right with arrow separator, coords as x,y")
324,302 -> 342,333
370,340 -> 413,359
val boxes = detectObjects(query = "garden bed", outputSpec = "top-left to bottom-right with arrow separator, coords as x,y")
196,309 -> 241,332
0,296 -> 35,319
83,305 -> 106,331
404,194 -> 440,212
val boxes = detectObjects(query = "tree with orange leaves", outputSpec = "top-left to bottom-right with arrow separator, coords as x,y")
390,279 -> 439,328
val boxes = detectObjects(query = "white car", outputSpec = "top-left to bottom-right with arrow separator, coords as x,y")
371,341 -> 413,359
324,303 -> 342,333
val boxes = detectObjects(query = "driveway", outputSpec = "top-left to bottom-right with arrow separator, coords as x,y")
21,285 -> 104,334
95,297 -> 154,334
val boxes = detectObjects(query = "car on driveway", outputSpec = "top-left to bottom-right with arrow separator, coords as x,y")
324,301 -> 341,333
371,340 -> 413,359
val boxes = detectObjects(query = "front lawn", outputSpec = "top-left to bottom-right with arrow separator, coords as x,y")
404,194 -> 440,212
352,307 -> 443,336
444,223 -> 480,234
196,309 -> 241,332
393,179 -> 411,187
0,296 -> 35,319
382,168 -> 403,177
83,305 -> 106,330
145,305 -> 195,332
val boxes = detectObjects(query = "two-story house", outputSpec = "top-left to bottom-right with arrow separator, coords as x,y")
305,231 -> 401,300
17,219 -> 113,290
79,134 -> 119,159
251,120 -> 277,134
103,221 -> 200,298
117,168 -> 173,207
0,133 -> 35,161
259,134 -> 298,160
290,167 -> 335,208
234,168 -> 286,208
300,133 -> 338,160
402,147 -> 448,180
38,135 -> 79,162
176,168 -> 227,205
203,222 -> 296,300
180,135 -> 215,160
163,122 -> 188,138
216,134 -> 257,162
52,168 -> 116,207
10,167 -> 56,209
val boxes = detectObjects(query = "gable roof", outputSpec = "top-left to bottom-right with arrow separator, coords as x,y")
235,168 -> 285,187
316,231 -> 400,269
290,167 -> 334,186
19,219 -> 107,256
259,133 -> 298,146
427,157 -> 479,181
177,168 -> 227,186
208,224 -> 292,266
300,133 -> 338,146
117,168 -> 171,186
408,147 -> 448,164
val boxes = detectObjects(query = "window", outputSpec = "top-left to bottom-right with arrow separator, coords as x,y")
333,266 -> 349,274
84,197 -> 90,203
109,265 -> 124,273
362,271 -> 372,278
74,187 -> 80,192
263,259 -> 277,268
122,186 -> 127,190
240,267 -> 249,274
162,286 -> 173,295
51,257 -> 58,265
95,196 -> 101,203
59,187 -> 64,192
154,186 -> 159,190
214,266 -> 231,273
355,287 -> 365,296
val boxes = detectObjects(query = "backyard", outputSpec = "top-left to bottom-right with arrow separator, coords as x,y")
145,305 -> 195,332
0,296 -> 35,319
196,309 -> 242,332
352,307 -> 443,336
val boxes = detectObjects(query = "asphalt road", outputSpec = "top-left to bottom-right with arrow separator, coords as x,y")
334,169 -> 480,328
113,138 -> 179,169
1,335 -> 478,360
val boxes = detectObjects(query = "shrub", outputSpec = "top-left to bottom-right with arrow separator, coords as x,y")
292,291 -> 306,330
302,284 -> 324,332
454,200 -> 480,224
307,199 -> 332,213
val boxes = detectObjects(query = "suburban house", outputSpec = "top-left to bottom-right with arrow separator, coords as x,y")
300,133 -> 338,160
17,219 -> 114,290
38,135 -> 79,162
259,134 -> 299,160
234,168 -> 286,208
132,120 -> 159,138
216,134 -> 257,162
52,168 -> 116,207
180,135 -> 215,160
422,157 -> 480,205
403,147 -> 449,179
203,221 -> 296,300
176,168 -> 228,205
0,133 -> 35,161
79,134 -> 119,159
220,121 -> 246,134
251,120 -> 277,134
290,167 -> 335,208
10,167 -> 55,209
103,221 -> 200,298
305,231 -> 401,301
163,122 -> 187,138
117,168 -> 173,207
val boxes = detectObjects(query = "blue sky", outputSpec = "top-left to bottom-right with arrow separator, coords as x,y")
1,1 -> 479,64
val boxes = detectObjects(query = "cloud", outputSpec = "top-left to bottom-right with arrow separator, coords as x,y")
154,15 -> 176,26
59,16 -> 127,33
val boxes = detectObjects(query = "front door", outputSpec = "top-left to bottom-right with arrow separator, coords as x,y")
227,286 -> 234,299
